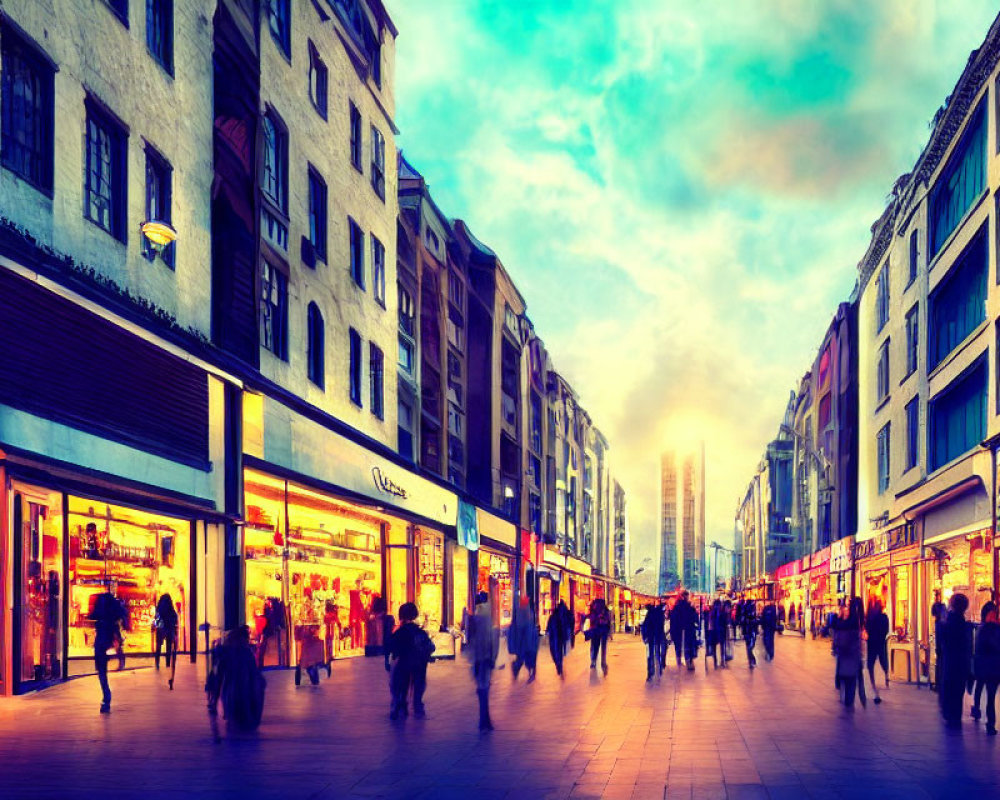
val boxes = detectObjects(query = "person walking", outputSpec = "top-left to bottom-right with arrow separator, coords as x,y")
153,593 -> 179,673
833,601 -> 864,709
971,601 -> 1000,734
388,602 -> 435,720
547,599 -> 573,678
705,600 -> 720,668
760,602 -> 777,662
864,599 -> 890,704
669,592 -> 698,670
89,584 -> 126,713
939,592 -> 972,728
931,589 -> 946,691
641,602 -> 666,681
509,596 -> 540,682
587,597 -> 612,674
740,599 -> 758,669
466,592 -> 499,731
217,625 -> 266,731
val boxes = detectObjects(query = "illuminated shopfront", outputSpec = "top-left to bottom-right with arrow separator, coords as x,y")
808,546 -> 831,632
477,550 -> 513,628
8,480 -> 197,684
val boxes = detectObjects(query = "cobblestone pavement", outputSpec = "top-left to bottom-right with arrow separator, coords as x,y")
0,632 -> 996,799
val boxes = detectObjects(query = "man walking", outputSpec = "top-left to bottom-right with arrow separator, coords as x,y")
760,602 -> 777,661
641,603 -> 666,681
547,599 -> 573,678
89,582 -> 126,713
864,599 -> 890,704
740,599 -> 758,669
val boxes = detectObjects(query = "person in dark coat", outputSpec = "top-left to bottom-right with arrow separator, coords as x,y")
938,592 -> 972,727
760,603 -> 778,661
971,602 -> 1000,735
546,600 -> 573,678
89,585 -> 127,713
389,602 -> 435,720
669,592 -> 698,670
218,625 -> 266,731
864,599 -> 890,704
154,592 -> 179,671
833,599 -> 866,708
931,589 -> 946,691
739,600 -> 758,669
641,603 -> 667,681
509,597 -> 540,682
466,592 -> 499,731
586,598 -> 612,674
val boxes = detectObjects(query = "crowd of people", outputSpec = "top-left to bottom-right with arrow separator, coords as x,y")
85,583 -> 1000,739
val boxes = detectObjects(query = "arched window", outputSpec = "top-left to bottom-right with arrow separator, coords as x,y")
307,302 -> 324,388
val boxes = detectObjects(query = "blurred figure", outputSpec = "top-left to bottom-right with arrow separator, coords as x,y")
971,601 -> 1000,735
833,599 -> 867,709
864,599 -> 890,704
739,600 -> 758,669
670,591 -> 698,670
641,602 -> 666,681
218,625 -> 266,731
466,592 -> 499,731
389,602 -> 435,720
760,603 -> 777,661
547,599 -> 573,678
89,583 -> 126,714
587,598 -> 612,674
509,596 -> 540,683
153,593 -> 179,671
939,592 -> 972,728
296,624 -> 325,686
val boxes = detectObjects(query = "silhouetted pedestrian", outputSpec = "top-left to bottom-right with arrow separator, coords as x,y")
218,625 -> 266,731
760,603 -> 777,661
466,592 -> 499,731
641,603 -> 666,681
939,592 -> 972,728
865,599 -> 890,704
587,598 -> 612,674
547,599 -> 573,678
153,593 -> 179,674
971,602 -> 1000,735
389,602 -> 435,720
670,591 -> 698,670
509,597 -> 540,682
739,600 -> 758,669
89,583 -> 126,713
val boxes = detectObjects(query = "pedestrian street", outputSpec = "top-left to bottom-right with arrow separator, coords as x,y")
0,632 -> 995,800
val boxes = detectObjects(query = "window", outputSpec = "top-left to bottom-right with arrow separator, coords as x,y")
448,402 -> 463,438
349,328 -> 362,406
905,305 -> 918,377
931,101 -> 986,258
307,302 -> 324,388
929,226 -> 987,369
908,229 -> 919,286
449,269 -> 464,311
875,266 -> 889,333
398,395 -> 415,461
930,357 -> 986,471
1,23 -> 54,191
261,110 -> 287,213
267,0 -> 291,59
308,43 -> 327,118
84,99 -> 128,241
350,102 -> 362,171
146,0 -> 173,73
447,307 -> 464,352
421,418 -> 441,474
370,124 -> 385,199
104,0 -> 128,24
259,260 -> 288,359
877,340 -> 890,404
370,343 -> 384,419
530,391 -> 542,453
144,146 -> 173,267
905,397 -> 919,471
371,234 -> 386,306
877,423 -> 890,494
501,339 -> 519,429
349,218 -> 364,288
307,167 -> 327,263
398,284 -> 415,336
398,337 -> 414,375
447,351 -> 463,408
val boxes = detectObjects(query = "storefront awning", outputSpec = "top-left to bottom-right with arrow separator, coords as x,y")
477,507 -> 517,548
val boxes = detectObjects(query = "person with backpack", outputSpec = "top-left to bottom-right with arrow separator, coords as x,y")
153,592 -> 179,671
586,597 -> 612,674
388,602 -> 435,720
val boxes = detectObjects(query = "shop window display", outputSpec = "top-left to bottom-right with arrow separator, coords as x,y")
477,551 -> 513,627
14,484 -> 64,684
891,566 -> 910,641
67,496 -> 190,671
450,542 -> 470,627
385,521 -> 410,621
415,528 -> 444,632
537,575 -> 554,633
244,469 -> 384,667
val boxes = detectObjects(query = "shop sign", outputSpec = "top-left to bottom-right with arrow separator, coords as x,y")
775,559 -> 801,579
457,499 -> 479,552
258,395 -> 458,525
853,523 -> 916,562
371,467 -> 407,499
829,536 -> 854,572
476,507 -> 517,548
810,546 -> 831,576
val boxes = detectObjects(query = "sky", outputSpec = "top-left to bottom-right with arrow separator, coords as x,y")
386,0 -> 999,583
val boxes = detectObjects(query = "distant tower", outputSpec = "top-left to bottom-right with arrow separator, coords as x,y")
659,444 -> 706,593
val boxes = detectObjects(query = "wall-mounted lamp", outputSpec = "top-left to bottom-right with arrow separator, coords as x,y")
503,485 -> 515,499
140,220 -> 178,259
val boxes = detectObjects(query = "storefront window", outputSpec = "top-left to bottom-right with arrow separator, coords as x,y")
244,469 -> 384,666
414,528 -> 443,632
969,533 -> 992,622
451,543 -> 469,625
14,484 -> 63,683
477,551 -> 513,627
892,566 -> 910,641
537,575 -> 553,633
385,520 -> 410,622
67,495 -> 190,671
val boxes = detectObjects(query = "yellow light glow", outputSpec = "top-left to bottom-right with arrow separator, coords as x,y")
140,220 -> 178,247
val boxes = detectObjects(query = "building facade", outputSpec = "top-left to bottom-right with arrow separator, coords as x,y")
659,445 -> 706,592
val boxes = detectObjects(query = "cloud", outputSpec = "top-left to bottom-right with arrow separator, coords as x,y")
387,0 -> 999,579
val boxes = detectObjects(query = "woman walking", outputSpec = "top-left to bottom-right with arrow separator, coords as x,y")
971,601 -> 1000,734
939,592 -> 972,728
153,593 -> 179,678
587,598 -> 612,674
466,592 -> 499,731
833,599 -> 867,709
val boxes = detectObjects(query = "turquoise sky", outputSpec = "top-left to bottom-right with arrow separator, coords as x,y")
386,1 -> 999,578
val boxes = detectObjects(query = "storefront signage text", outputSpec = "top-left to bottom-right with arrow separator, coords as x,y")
853,523 -> 915,562
371,467 -> 407,499
829,536 -> 854,572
